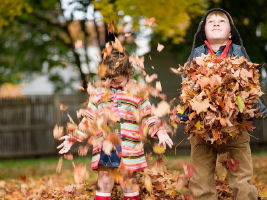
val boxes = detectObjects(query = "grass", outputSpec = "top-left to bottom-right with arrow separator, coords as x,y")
0,150 -> 267,180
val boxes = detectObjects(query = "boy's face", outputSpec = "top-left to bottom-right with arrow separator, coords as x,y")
109,75 -> 128,89
205,14 -> 231,44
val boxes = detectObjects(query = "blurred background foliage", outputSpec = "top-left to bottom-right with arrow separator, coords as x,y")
0,0 -> 267,93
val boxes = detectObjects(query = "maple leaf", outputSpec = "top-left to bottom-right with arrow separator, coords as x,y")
190,97 -> 211,114
157,43 -> 164,52
144,17 -> 156,26
227,158 -> 239,171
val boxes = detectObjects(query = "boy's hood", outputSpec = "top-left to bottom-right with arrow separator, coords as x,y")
188,8 -> 248,62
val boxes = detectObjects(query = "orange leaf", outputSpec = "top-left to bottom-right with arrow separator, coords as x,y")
144,17 -> 156,26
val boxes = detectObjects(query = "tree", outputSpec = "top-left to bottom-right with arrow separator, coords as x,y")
0,0 -> 206,90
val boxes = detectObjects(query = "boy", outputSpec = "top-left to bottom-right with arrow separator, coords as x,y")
58,45 -> 173,200
182,8 -> 267,200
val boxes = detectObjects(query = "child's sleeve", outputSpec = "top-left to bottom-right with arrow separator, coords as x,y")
139,98 -> 161,138
69,101 -> 97,142
253,99 -> 267,119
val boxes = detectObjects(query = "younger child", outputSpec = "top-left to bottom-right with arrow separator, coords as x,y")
179,8 -> 267,200
58,44 -> 173,200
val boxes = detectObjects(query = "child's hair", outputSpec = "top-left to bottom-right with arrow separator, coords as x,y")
206,11 -> 229,23
102,49 -> 134,79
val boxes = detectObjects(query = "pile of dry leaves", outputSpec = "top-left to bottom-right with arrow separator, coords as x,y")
171,54 -> 263,144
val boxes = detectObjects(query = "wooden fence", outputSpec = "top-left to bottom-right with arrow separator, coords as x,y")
0,93 -> 267,158
0,94 -> 86,158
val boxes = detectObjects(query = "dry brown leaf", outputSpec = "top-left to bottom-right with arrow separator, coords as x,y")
56,157 -> 63,173
53,124 -> 64,140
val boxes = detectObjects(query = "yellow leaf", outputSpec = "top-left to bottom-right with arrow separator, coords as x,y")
236,96 -> 245,113
194,121 -> 203,130
259,189 -> 267,198
153,143 -> 165,154
144,175 -> 153,193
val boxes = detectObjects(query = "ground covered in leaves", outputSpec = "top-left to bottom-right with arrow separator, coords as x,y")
0,154 -> 267,200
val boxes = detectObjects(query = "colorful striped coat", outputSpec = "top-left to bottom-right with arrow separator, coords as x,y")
69,84 -> 160,171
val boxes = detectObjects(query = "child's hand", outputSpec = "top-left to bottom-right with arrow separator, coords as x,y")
57,135 -> 76,154
157,129 -> 173,149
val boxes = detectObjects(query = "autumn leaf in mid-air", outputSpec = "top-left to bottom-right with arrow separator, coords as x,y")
153,143 -> 165,154
157,43 -> 164,52
73,164 -> 89,184
53,124 -> 64,140
144,17 -> 156,26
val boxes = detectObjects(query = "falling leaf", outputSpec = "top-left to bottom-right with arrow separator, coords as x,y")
56,157 -> 63,173
60,104 -> 68,111
73,164 -> 89,184
169,67 -> 180,75
102,140 -> 113,156
144,175 -> 153,193
108,20 -> 114,34
124,32 -> 131,37
98,64 -> 107,78
155,81 -> 162,91
61,61 -> 68,66
114,37 -> 124,53
144,17 -> 156,26
151,101 -> 170,117
153,143 -> 165,154
145,74 -> 158,83
53,124 -> 64,140
157,43 -> 164,52
64,153 -> 73,161
236,96 -> 245,113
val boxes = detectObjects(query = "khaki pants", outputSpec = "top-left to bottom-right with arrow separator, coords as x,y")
189,131 -> 258,200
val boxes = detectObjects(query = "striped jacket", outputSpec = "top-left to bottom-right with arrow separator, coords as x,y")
70,85 -> 160,171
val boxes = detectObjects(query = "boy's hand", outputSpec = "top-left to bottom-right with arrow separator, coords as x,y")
57,135 -> 76,154
157,129 -> 173,149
